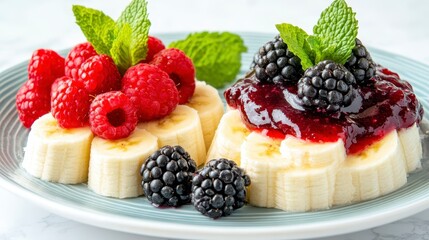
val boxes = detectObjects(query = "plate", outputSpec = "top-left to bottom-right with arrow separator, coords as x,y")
1,32 -> 429,240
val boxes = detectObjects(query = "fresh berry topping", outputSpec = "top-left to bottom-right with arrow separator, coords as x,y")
250,35 -> 303,84
122,63 -> 179,121
65,42 -> 97,80
192,158 -> 250,219
51,77 -> 91,128
140,145 -> 197,207
89,91 -> 138,140
77,54 -> 121,95
344,39 -> 375,84
150,48 -> 195,104
297,60 -> 356,112
16,79 -> 51,128
142,36 -> 166,63
28,49 -> 65,89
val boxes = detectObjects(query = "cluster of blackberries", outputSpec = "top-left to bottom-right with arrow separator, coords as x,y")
250,36 -> 376,112
140,146 -> 251,219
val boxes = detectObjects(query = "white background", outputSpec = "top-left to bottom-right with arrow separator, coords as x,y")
1,0 -> 429,239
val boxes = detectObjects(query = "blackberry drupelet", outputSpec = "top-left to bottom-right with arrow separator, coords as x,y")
250,35 -> 303,84
297,60 -> 356,112
140,145 -> 197,207
192,158 -> 251,219
344,38 -> 375,84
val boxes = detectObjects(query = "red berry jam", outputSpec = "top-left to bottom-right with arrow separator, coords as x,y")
225,67 -> 423,154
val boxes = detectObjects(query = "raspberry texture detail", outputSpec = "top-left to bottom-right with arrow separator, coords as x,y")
28,49 -> 65,90
16,78 -> 51,128
141,36 -> 166,63
122,63 -> 179,121
150,48 -> 196,104
51,77 -> 91,128
89,91 -> 138,140
77,54 -> 121,95
65,42 -> 97,80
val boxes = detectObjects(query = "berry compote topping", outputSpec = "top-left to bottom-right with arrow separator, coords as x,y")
225,66 -> 423,154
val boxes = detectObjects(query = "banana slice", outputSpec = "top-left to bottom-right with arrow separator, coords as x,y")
398,123 -> 422,172
333,130 -> 407,205
206,110 -> 250,165
22,113 -> 93,184
186,81 -> 224,150
241,132 -> 344,211
138,105 -> 206,166
280,136 -> 346,167
241,132 -> 290,208
88,128 -> 158,198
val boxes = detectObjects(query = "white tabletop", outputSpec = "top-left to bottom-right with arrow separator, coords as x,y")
1,0 -> 429,239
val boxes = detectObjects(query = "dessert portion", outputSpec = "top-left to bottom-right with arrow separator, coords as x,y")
16,0 -> 248,201
209,0 -> 423,211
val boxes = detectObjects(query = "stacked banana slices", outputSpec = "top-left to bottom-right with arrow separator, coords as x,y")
208,109 -> 423,211
22,81 -> 224,198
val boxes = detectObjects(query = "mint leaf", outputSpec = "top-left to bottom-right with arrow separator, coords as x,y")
110,24 -> 132,74
117,0 -> 151,65
72,5 -> 116,55
276,23 -> 314,69
169,32 -> 247,88
313,0 -> 358,64
304,35 -> 321,63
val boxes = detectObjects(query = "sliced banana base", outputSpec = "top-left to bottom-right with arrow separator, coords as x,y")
209,110 -> 423,212
88,129 -> 158,198
22,113 -> 93,184
186,81 -> 224,149
22,83 -> 224,198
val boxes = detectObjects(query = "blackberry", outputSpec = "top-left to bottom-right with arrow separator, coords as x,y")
192,158 -> 251,219
250,35 -> 303,84
140,145 -> 197,207
297,60 -> 356,112
344,39 -> 375,84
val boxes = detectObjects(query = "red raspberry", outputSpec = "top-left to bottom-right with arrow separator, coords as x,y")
142,36 -> 166,63
150,48 -> 195,104
122,63 -> 179,121
51,77 -> 91,128
16,79 -> 51,128
28,49 -> 65,90
77,54 -> 121,95
89,91 -> 138,140
65,42 -> 97,80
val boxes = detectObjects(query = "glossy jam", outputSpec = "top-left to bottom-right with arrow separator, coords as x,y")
225,67 -> 423,154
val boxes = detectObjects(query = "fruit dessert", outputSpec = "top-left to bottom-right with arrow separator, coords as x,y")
208,0 -> 424,211
15,0 -> 249,200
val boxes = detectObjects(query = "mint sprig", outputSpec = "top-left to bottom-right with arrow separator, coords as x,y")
169,32 -> 247,88
72,0 -> 151,74
72,6 -> 116,55
276,0 -> 358,70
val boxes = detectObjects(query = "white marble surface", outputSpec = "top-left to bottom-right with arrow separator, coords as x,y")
1,0 -> 429,239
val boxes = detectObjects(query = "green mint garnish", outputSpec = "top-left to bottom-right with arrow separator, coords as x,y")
313,0 -> 358,64
116,0 -> 150,66
72,5 -> 116,55
72,0 -> 151,74
169,32 -> 247,88
276,0 -> 358,70
275,23 -> 313,70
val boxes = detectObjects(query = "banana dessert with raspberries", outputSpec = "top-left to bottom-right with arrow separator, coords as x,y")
15,0 -> 250,200
209,0 -> 423,212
